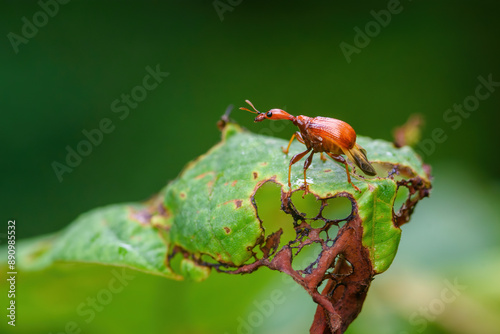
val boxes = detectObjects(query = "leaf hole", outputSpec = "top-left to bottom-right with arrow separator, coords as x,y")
331,255 -> 353,276
253,181 -> 295,249
394,185 -> 410,214
200,254 -> 218,265
321,196 -> 352,221
251,247 -> 264,263
410,190 -> 420,201
168,252 -> 184,274
317,278 -> 328,292
290,191 -> 322,218
292,241 -> 323,273
310,220 -> 324,229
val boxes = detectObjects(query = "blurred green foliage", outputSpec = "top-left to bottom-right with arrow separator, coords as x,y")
1,1 -> 500,333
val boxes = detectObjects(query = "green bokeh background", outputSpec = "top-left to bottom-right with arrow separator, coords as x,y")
2,1 -> 500,333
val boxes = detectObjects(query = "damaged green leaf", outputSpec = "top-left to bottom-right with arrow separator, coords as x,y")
15,122 -> 430,279
12,118 -> 431,333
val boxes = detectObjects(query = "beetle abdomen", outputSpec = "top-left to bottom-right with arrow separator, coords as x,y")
307,117 -> 356,150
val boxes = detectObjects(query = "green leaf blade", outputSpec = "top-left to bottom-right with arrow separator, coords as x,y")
20,203 -> 180,279
357,179 -> 401,273
14,123 -> 430,281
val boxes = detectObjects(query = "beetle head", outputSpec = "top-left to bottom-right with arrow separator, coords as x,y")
240,100 -> 294,122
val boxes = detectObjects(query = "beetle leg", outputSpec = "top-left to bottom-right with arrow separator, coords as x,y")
282,133 -> 296,154
282,132 -> 304,154
296,132 -> 305,144
302,151 -> 315,197
327,153 -> 360,192
288,149 -> 311,190
320,152 -> 327,162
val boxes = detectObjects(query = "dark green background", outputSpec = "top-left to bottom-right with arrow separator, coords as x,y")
2,1 -> 500,333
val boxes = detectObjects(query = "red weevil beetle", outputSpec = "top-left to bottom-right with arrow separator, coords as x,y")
240,100 -> 376,193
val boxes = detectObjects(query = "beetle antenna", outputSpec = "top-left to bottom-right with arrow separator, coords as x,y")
239,99 -> 261,114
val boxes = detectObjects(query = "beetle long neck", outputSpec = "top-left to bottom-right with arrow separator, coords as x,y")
272,112 -> 295,122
